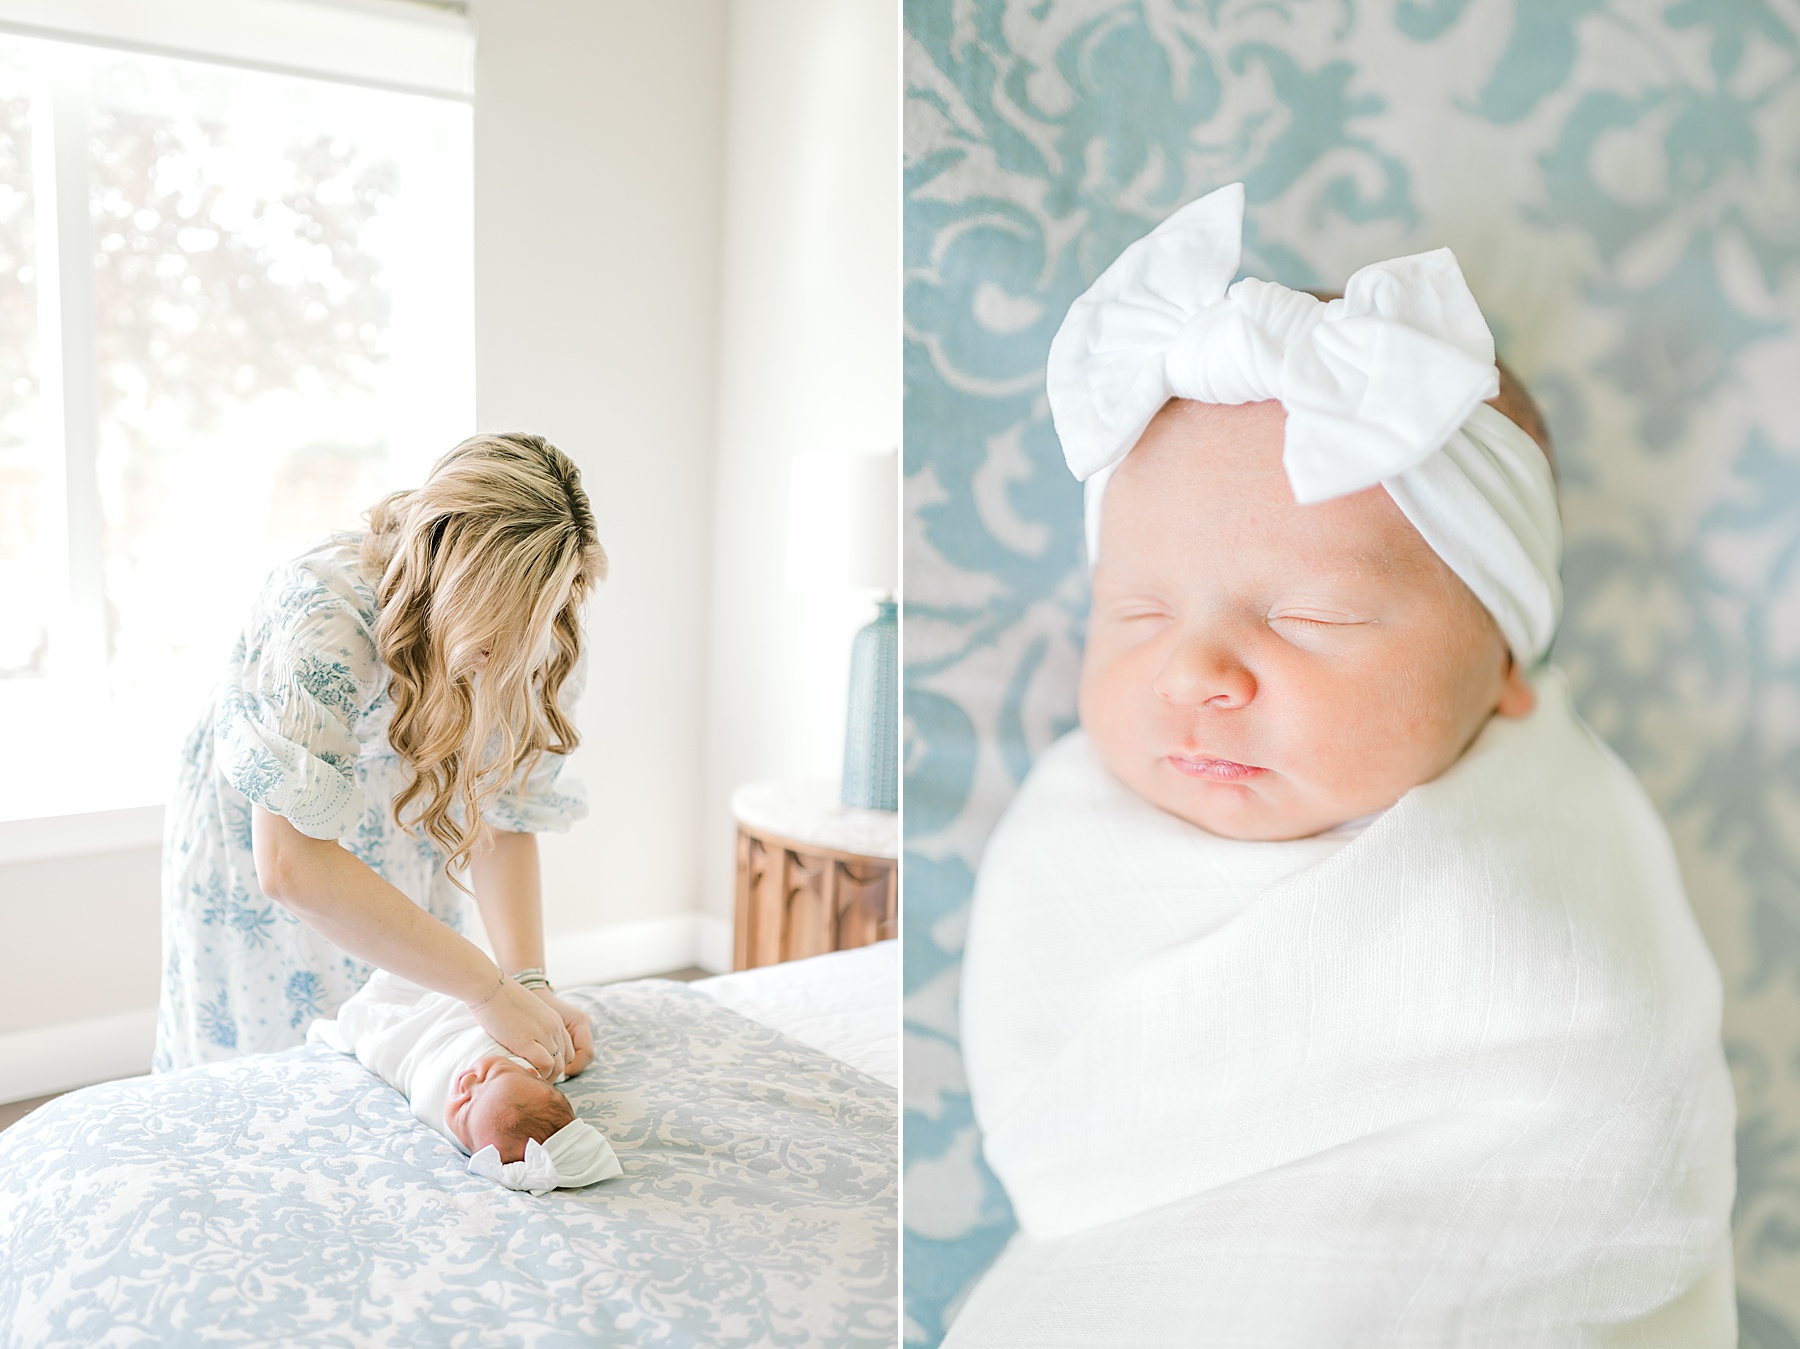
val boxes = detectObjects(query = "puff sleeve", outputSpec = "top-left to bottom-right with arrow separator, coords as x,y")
482,643 -> 590,835
213,571 -> 380,842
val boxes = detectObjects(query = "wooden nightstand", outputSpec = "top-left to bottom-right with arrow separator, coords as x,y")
731,780 -> 898,971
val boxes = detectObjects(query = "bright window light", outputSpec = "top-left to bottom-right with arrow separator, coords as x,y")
0,31 -> 473,822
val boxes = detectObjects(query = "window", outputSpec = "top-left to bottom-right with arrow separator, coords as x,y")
0,25 -> 473,823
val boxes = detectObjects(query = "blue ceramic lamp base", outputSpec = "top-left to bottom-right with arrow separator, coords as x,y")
841,598 -> 898,812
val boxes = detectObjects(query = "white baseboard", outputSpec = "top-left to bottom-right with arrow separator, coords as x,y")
0,913 -> 739,1106
695,914 -> 733,975
546,914 -> 696,987
546,912 -> 736,986
0,1007 -> 157,1105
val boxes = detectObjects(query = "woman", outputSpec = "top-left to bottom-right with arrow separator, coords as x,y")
154,433 -> 603,1082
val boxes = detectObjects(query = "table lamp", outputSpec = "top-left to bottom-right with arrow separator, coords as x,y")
786,449 -> 899,812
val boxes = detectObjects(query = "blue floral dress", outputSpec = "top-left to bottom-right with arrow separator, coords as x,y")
153,537 -> 587,1073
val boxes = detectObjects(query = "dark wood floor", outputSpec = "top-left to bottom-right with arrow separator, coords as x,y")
0,965 -> 715,1134
0,1093 -> 60,1132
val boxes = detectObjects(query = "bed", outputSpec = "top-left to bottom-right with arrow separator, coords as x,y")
0,941 -> 897,1348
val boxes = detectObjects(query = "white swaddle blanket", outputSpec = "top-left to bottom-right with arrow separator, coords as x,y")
308,970 -> 621,1194
951,670 -> 1735,1347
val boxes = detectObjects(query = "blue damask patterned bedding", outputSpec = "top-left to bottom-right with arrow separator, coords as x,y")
0,980 -> 897,1348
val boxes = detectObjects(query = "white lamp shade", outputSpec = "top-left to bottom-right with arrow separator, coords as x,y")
786,449 -> 899,593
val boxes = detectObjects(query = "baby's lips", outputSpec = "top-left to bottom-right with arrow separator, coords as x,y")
1167,753 -> 1265,781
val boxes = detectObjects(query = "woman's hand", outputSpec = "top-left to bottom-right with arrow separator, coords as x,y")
532,988 -> 596,1075
466,975 -> 574,1080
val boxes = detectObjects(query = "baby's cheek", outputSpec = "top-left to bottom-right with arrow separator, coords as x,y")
1078,656 -> 1141,762
1075,652 -> 1113,744
1291,677 -> 1443,812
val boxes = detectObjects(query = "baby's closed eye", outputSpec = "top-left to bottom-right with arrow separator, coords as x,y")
1103,599 -> 1174,625
1265,609 -> 1372,627
1265,608 -> 1378,649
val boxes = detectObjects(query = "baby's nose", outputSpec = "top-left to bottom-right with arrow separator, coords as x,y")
1154,631 -> 1256,710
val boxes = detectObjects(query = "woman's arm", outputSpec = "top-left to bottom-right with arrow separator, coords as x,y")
251,807 -> 574,1077
467,827 -> 545,975
254,806 -> 495,998
469,828 -> 596,1074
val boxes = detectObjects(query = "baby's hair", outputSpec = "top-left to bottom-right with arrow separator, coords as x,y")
489,1080 -> 576,1163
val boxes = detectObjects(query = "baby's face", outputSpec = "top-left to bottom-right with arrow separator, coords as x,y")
445,1055 -> 558,1160
1079,399 -> 1531,842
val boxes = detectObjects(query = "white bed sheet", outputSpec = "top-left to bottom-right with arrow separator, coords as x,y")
691,940 -> 898,1088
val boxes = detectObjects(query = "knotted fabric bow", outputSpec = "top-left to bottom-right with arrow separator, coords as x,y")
1047,182 -> 1562,665
467,1118 -> 624,1195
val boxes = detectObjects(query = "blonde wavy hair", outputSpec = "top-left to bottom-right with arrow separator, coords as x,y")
360,433 -> 606,879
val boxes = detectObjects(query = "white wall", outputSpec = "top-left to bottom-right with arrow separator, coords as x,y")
0,844 -> 160,1030
472,0 -> 728,942
699,0 -> 901,923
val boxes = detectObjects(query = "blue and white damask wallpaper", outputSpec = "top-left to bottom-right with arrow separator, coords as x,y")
901,0 -> 1800,1342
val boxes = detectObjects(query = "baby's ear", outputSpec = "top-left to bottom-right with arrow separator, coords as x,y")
1495,657 -> 1536,719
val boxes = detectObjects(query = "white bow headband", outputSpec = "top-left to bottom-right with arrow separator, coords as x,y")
468,1116 -> 623,1195
1047,182 -> 1562,666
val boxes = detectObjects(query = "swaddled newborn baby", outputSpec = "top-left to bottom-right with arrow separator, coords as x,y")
950,184 -> 1735,1347
309,970 -> 621,1194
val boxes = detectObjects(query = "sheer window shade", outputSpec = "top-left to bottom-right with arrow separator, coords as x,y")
0,0 -> 472,100
0,1 -> 475,834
